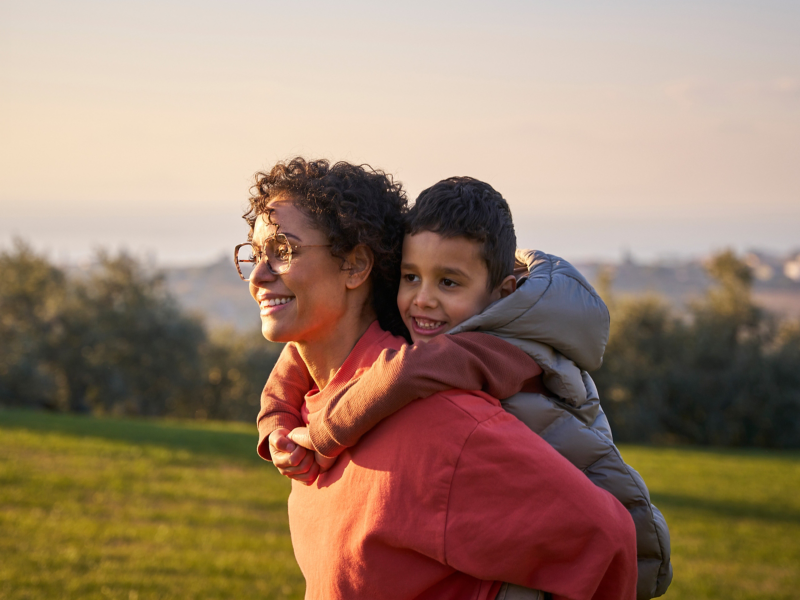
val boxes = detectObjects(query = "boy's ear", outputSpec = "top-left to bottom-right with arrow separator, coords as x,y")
498,274 -> 517,299
343,244 -> 375,290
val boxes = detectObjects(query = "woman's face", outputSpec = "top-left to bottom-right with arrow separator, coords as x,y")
249,197 -> 350,344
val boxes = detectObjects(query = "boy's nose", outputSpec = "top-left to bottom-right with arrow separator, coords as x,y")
413,286 -> 437,309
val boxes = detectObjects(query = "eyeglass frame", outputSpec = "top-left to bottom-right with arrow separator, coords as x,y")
234,233 -> 332,280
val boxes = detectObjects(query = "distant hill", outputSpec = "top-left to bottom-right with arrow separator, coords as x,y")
575,250 -> 800,316
164,251 -> 800,332
164,255 -> 262,332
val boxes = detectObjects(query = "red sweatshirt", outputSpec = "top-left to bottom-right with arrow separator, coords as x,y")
281,322 -> 637,600
256,330 -> 544,460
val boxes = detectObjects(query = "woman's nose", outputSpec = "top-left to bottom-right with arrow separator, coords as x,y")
250,258 -> 278,285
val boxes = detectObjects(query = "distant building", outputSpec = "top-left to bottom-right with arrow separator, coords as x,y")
785,257 -> 800,282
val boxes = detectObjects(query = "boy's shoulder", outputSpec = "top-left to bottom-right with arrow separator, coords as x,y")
451,249 -> 610,373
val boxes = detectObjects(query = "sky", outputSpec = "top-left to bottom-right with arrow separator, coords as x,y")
2,0 -> 799,265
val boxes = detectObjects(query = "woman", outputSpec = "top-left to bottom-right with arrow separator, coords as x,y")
240,158 -> 637,600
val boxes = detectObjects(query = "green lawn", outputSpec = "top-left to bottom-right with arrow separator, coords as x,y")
0,409 -> 303,600
1,409 -> 799,599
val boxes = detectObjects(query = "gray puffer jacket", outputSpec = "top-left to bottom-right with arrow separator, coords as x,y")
450,249 -> 673,600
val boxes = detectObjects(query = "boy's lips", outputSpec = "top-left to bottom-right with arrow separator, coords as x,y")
409,316 -> 448,336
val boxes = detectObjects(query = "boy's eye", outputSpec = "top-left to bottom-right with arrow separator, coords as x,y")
441,278 -> 458,288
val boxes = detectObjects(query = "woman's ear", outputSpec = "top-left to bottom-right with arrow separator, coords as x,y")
498,274 -> 517,299
343,245 -> 375,290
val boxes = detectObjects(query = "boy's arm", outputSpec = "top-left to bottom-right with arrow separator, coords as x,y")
309,332 -> 542,458
256,342 -> 314,461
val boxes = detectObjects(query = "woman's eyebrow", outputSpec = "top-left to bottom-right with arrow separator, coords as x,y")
280,231 -> 302,242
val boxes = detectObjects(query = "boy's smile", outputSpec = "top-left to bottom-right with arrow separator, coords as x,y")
398,231 -> 514,343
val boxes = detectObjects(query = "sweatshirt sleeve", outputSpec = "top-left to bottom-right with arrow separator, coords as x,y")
256,343 -> 314,461
443,411 -> 638,600
308,332 -> 543,458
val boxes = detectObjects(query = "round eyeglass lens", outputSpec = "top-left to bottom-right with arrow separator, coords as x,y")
236,244 -> 256,280
266,236 -> 292,274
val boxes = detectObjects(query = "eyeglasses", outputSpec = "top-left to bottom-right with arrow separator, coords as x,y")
234,234 -> 331,280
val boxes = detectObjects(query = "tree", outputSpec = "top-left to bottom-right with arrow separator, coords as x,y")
0,240 -> 67,408
1,243 -> 281,422
194,329 -> 283,422
55,252 -> 208,416
596,250 -> 800,448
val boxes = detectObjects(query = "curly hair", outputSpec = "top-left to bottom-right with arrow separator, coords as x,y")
243,157 -> 409,339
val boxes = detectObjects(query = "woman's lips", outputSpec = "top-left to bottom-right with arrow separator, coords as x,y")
409,316 -> 447,337
260,296 -> 295,316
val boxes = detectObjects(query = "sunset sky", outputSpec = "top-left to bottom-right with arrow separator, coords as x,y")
2,0 -> 798,265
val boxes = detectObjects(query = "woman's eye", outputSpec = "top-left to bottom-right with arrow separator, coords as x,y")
402,274 -> 419,283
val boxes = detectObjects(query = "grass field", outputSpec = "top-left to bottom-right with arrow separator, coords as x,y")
1,408 -> 799,600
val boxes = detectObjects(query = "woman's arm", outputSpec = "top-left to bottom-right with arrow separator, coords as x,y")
308,332 -> 542,458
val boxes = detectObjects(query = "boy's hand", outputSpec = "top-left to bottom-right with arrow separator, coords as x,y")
288,427 -> 338,474
268,428 -> 319,485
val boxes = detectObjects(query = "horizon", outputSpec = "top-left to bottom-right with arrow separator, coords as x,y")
5,211 -> 799,269
14,234 -> 798,272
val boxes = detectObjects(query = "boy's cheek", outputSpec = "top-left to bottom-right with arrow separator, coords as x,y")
396,288 -> 412,314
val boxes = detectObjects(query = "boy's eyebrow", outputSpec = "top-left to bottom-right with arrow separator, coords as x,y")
439,266 -> 471,279
401,261 -> 471,280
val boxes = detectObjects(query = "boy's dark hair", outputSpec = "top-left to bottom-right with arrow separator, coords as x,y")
244,157 -> 409,339
407,177 -> 516,290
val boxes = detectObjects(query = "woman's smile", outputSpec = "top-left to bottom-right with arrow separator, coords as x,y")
258,295 -> 296,315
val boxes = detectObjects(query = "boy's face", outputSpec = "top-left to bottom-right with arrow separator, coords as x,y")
397,231 -> 514,343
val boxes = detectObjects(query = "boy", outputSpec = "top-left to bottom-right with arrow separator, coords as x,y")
260,177 -> 672,600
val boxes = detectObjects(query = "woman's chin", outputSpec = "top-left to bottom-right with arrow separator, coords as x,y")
260,318 -> 294,344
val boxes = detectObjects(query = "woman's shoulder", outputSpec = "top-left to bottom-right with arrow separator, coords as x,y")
385,388 -> 514,443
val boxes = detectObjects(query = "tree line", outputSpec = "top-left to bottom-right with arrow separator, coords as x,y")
0,240 -> 282,422
2,242 -> 799,447
594,250 -> 800,448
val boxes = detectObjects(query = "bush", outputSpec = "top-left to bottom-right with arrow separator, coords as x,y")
596,250 -> 800,448
0,242 -> 281,421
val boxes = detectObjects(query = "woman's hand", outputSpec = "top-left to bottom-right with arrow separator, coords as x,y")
268,428 -> 320,485
288,427 -> 338,473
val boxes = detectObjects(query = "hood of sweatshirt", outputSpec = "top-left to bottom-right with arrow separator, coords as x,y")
448,249 -> 610,407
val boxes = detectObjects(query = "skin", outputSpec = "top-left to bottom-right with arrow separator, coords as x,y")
250,195 -> 376,484
398,231 -> 516,344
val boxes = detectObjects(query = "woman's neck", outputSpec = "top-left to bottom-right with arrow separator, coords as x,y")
295,304 -> 377,391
